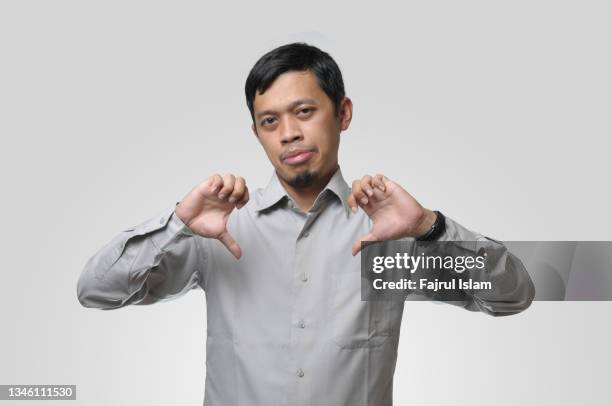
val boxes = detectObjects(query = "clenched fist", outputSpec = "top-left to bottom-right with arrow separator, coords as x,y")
175,174 -> 249,259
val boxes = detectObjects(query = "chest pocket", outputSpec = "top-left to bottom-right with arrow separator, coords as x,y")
331,271 -> 397,349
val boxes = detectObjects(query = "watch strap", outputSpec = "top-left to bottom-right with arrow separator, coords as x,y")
416,210 -> 446,241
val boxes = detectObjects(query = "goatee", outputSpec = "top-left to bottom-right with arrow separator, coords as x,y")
287,171 -> 318,188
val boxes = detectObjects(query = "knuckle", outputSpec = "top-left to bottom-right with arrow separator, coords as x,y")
208,175 -> 220,185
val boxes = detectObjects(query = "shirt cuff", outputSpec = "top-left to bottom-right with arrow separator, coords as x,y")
146,206 -> 196,252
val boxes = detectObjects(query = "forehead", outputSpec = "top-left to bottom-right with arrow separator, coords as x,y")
253,70 -> 329,113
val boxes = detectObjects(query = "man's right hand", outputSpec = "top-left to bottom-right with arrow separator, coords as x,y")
175,174 -> 249,259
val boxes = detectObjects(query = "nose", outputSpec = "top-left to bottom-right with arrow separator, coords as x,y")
279,116 -> 303,145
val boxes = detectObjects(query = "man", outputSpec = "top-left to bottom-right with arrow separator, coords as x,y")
77,43 -> 535,405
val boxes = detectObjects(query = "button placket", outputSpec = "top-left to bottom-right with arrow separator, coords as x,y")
292,216 -> 310,387
299,210 -> 321,240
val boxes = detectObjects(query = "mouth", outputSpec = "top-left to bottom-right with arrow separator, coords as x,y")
282,149 -> 315,166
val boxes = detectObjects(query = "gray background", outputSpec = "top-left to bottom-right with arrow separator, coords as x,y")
1,0 -> 611,405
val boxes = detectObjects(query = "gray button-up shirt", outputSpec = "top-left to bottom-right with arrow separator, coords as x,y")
77,168 -> 534,406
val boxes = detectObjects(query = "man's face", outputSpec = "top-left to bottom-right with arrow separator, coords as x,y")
251,70 -> 351,189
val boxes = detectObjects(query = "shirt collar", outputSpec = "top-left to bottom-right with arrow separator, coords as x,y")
254,167 -> 352,217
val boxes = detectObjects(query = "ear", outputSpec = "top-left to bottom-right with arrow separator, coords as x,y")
251,123 -> 260,140
339,97 -> 353,131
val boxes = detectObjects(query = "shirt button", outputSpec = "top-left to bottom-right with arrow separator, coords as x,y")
159,217 -> 165,224
298,320 -> 306,329
302,231 -> 309,238
297,369 -> 304,378
301,274 -> 308,282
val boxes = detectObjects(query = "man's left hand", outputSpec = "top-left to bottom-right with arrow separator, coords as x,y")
348,174 -> 437,256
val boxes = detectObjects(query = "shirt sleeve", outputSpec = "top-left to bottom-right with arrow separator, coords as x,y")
413,215 -> 536,317
76,205 -> 207,309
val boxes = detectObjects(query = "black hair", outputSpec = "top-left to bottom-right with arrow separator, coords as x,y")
245,42 -> 345,123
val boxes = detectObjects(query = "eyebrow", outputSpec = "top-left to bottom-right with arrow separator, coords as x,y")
255,98 -> 317,119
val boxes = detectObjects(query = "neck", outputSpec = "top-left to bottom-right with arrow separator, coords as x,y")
278,164 -> 339,212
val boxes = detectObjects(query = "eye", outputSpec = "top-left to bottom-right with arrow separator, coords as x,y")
298,107 -> 314,117
260,117 -> 276,126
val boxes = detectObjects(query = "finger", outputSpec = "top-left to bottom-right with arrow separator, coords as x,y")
360,175 -> 374,198
218,174 -> 236,200
372,174 -> 386,192
203,174 -> 223,195
352,179 -> 368,206
351,232 -> 378,256
381,174 -> 392,187
347,192 -> 358,213
229,176 -> 246,204
218,230 -> 242,259
370,186 -> 386,202
236,186 -> 250,209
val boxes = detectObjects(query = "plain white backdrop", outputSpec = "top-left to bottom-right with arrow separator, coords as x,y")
1,1 -> 611,405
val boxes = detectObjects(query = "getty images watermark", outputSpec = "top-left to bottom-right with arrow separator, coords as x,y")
370,250 -> 491,292
360,240 -> 612,302
359,239 -> 513,302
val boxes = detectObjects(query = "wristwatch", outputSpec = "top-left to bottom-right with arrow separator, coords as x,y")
416,210 -> 446,241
